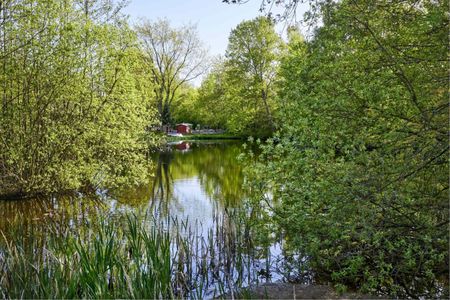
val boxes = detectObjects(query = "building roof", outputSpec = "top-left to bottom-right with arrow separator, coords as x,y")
176,123 -> 192,126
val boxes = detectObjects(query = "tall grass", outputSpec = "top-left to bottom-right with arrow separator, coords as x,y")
0,214 -> 172,299
0,210 -> 283,299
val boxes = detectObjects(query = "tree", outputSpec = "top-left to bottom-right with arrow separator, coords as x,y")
0,0 -> 158,198
222,0 -> 301,21
224,16 -> 283,134
192,59 -> 229,130
188,18 -> 283,136
136,19 -> 208,126
246,0 -> 448,297
170,83 -> 202,127
165,17 -> 283,136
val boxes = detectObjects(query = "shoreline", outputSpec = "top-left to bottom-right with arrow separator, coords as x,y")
166,133 -> 245,142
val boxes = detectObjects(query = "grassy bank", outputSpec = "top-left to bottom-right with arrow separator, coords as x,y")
167,133 -> 244,142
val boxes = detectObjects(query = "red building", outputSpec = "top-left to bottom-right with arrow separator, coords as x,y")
176,123 -> 192,134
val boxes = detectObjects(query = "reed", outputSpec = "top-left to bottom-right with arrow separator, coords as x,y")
0,213 -> 171,299
0,209 -> 280,299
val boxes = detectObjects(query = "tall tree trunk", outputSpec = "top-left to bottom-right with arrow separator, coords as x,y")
161,102 -> 171,126
261,88 -> 275,131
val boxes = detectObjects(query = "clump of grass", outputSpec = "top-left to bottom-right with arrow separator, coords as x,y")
0,213 -> 172,299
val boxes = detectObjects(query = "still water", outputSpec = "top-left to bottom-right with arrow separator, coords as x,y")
0,140 -> 246,235
0,140 -> 305,298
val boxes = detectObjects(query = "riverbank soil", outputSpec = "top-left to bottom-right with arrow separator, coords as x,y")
223,283 -> 378,299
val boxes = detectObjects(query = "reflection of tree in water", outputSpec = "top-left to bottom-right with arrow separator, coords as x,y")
112,141 -> 247,216
149,149 -> 175,215
0,194 -> 107,247
169,142 -> 246,208
111,147 -> 176,214
154,142 -> 246,211
203,144 -> 244,207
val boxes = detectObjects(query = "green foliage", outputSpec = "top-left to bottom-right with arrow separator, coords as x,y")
0,0 -> 159,197
224,16 -> 283,136
136,19 -> 207,126
246,0 -> 449,297
170,84 -> 203,126
193,59 -> 231,129
191,17 -> 284,136
0,214 -> 172,299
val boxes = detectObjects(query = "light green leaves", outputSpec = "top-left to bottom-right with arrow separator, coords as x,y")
244,0 -> 449,297
0,0 -> 159,197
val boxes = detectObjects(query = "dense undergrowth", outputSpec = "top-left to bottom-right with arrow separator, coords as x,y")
244,0 -> 449,298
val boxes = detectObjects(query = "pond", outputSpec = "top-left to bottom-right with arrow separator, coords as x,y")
0,140 -> 245,233
0,140 -> 302,299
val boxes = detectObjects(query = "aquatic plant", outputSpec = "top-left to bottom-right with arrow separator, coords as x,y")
0,210 -> 286,299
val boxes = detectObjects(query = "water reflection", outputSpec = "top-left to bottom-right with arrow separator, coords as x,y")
0,194 -> 107,246
114,140 -> 246,229
175,141 -> 191,151
0,141 -> 246,236
0,141 -> 298,296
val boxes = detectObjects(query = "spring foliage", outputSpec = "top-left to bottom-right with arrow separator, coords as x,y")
191,17 -> 283,136
0,0 -> 158,197
246,0 -> 449,297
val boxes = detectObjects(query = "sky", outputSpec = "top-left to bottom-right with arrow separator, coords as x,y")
123,0 -> 307,58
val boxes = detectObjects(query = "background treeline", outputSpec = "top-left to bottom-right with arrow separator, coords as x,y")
171,17 -> 283,137
0,0 -> 159,198
245,0 -> 448,298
